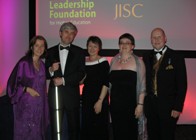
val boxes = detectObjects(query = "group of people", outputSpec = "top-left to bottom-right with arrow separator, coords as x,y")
4,22 -> 187,140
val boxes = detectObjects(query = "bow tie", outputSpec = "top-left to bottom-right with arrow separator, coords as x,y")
153,46 -> 166,55
153,50 -> 162,55
60,45 -> 70,50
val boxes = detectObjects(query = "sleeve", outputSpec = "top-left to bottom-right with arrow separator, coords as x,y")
102,60 -> 110,87
173,54 -> 187,112
64,48 -> 86,86
137,58 -> 146,95
45,49 -> 54,79
136,56 -> 148,140
135,54 -> 146,101
7,61 -> 25,104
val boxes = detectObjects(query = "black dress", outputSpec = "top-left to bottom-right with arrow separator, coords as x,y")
81,57 -> 110,140
109,70 -> 138,140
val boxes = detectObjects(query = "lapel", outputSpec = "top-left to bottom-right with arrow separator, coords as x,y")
157,48 -> 172,73
149,50 -> 155,71
53,45 -> 60,62
53,45 -> 63,76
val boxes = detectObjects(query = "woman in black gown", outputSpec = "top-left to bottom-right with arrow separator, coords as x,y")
80,36 -> 110,140
109,33 -> 147,140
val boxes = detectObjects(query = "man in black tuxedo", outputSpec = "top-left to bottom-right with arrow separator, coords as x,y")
45,22 -> 85,140
143,28 -> 187,140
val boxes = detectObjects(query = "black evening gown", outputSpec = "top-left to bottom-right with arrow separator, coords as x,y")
81,58 -> 110,140
109,70 -> 138,140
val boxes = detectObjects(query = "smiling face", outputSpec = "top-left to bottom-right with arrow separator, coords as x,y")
32,39 -> 46,58
87,41 -> 100,57
151,28 -> 167,50
60,29 -> 77,45
119,38 -> 135,54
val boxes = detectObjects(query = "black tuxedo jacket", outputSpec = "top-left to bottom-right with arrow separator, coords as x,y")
143,47 -> 187,116
45,44 -> 85,110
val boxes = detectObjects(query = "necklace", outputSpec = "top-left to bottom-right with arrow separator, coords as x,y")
118,55 -> 132,64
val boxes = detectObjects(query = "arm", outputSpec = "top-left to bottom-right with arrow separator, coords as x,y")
135,58 -> 146,118
172,54 -> 187,117
7,58 -> 40,103
94,85 -> 108,114
45,46 -> 60,79
63,48 -> 86,86
94,60 -> 110,114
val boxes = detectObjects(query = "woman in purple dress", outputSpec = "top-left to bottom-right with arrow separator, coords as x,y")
7,35 -> 49,140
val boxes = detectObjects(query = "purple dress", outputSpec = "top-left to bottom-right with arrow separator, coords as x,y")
7,56 -> 49,140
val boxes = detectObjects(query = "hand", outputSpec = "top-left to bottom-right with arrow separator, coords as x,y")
94,100 -> 103,114
171,110 -> 181,118
53,77 -> 63,86
135,104 -> 143,119
50,62 -> 60,72
26,87 -> 40,97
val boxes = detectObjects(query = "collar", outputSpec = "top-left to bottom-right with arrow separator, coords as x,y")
154,46 -> 167,54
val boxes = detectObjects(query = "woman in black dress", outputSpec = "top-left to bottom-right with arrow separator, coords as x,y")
109,33 -> 147,140
80,36 -> 110,140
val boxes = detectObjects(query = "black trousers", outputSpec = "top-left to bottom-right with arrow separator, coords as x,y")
49,106 -> 80,140
145,95 -> 178,140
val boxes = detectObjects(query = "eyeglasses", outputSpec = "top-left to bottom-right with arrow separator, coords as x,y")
119,42 -> 132,45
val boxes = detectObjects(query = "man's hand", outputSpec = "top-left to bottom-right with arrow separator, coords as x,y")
50,62 -> 60,72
